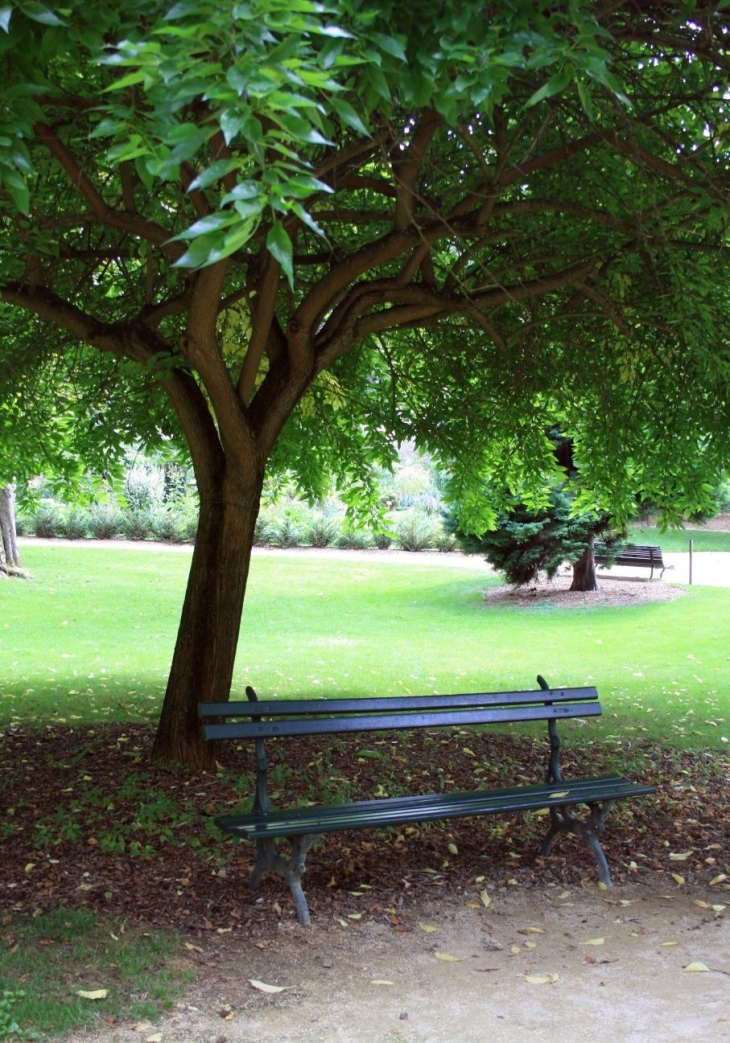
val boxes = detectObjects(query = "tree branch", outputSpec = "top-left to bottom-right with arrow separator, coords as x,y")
33,122 -> 185,262
237,255 -> 282,404
392,109 -> 442,231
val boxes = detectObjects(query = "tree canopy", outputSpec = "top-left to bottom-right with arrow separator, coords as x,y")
1,1 -> 729,762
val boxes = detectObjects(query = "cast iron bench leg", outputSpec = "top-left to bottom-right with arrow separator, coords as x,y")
249,835 -> 318,925
540,802 -> 615,887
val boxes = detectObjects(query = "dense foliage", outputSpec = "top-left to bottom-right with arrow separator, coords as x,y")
450,486 -> 622,588
0,1 -> 729,760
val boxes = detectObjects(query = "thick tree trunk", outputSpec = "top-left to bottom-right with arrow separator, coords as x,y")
0,484 -> 19,568
151,474 -> 263,767
570,541 -> 598,591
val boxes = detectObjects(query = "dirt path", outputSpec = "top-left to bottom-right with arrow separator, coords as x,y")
80,884 -> 728,1043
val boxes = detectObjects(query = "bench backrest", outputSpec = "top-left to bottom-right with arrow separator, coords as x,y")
594,542 -> 663,562
199,679 -> 600,742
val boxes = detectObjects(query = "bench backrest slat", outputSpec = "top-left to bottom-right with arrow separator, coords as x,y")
202,700 -> 601,741
199,686 -> 598,721
594,542 -> 663,562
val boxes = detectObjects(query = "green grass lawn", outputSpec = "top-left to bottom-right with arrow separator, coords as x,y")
628,523 -> 730,553
2,543 -> 728,748
0,909 -> 191,1040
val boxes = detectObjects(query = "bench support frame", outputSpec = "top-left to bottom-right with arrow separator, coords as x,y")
251,835 -> 317,926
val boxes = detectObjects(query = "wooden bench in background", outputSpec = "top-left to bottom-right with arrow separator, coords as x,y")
200,676 -> 656,924
594,542 -> 672,579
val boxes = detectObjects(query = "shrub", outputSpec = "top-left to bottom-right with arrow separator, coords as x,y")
253,513 -> 276,546
32,505 -> 62,538
14,513 -> 31,537
176,512 -> 198,543
124,460 -> 165,510
87,505 -> 124,540
59,507 -> 90,540
395,513 -> 436,552
336,528 -> 374,550
433,529 -> 457,553
305,515 -> 340,548
152,511 -> 184,542
271,516 -> 303,548
121,508 -> 155,541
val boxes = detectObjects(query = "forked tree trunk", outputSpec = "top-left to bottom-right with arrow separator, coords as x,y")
570,540 -> 598,592
151,475 -> 263,767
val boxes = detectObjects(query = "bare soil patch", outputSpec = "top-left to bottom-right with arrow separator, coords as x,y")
483,572 -> 685,608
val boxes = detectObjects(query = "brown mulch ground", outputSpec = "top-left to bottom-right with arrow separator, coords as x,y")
2,725 -> 728,935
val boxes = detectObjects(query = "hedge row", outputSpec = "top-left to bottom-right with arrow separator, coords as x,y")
17,503 -> 457,553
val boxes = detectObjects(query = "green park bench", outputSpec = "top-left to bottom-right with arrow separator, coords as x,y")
594,542 -> 672,579
199,676 -> 656,925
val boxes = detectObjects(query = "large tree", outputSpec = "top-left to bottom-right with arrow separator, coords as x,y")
1,1 -> 729,765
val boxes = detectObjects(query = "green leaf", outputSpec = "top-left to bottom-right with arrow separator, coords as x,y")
266,221 -> 294,288
330,96 -> 371,138
187,159 -> 238,192
1,166 -> 30,213
525,67 -> 574,108
104,69 -> 149,93
20,3 -> 66,27
221,180 -> 261,205
0,6 -> 12,32
370,32 -> 407,62
318,25 -> 355,40
170,212 -> 236,241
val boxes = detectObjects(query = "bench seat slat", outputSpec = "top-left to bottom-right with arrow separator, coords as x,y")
203,700 -> 601,741
215,776 -> 656,839
199,687 -> 598,720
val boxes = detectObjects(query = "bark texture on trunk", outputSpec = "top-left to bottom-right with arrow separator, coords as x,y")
0,484 -> 19,568
151,478 -> 263,767
570,542 -> 598,591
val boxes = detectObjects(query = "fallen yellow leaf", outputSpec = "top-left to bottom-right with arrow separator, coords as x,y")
248,979 -> 293,994
669,851 -> 693,861
77,989 -> 108,1000
434,952 -> 461,962
418,922 -> 438,933
661,941 -> 679,947
146,1034 -> 163,1043
581,938 -> 605,946
549,791 -> 570,799
525,974 -> 559,984
480,890 -> 491,909
671,873 -> 685,886
370,980 -> 394,986
710,874 -> 728,886
684,962 -> 710,973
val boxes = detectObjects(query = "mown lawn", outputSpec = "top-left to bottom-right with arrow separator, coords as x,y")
2,543 -> 728,748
